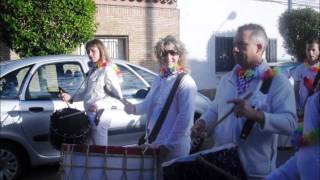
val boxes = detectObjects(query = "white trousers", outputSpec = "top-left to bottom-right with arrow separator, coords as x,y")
87,111 -> 110,146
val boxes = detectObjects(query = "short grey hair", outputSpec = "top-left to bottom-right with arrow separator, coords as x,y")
237,23 -> 268,52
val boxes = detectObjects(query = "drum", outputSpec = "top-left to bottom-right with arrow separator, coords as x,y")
60,144 -> 159,180
162,143 -> 246,180
50,108 -> 89,150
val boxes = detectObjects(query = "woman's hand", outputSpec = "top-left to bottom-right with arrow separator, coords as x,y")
59,92 -> 71,102
190,119 -> 207,148
158,145 -> 170,161
87,104 -> 97,112
191,119 -> 206,139
124,100 -> 136,114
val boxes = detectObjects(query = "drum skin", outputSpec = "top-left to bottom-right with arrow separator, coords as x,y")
162,144 -> 247,180
50,108 -> 89,150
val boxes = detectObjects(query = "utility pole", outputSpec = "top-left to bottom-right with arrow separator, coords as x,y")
288,0 -> 292,11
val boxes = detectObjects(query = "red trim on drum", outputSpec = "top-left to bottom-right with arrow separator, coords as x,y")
61,144 -> 159,156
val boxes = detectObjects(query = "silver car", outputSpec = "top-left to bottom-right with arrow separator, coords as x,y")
0,55 -> 210,180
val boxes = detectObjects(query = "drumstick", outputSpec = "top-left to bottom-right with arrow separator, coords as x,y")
59,111 -> 85,119
103,84 -> 127,105
212,92 -> 253,128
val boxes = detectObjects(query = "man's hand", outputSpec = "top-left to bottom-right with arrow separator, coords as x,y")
227,99 -> 265,127
227,99 -> 255,118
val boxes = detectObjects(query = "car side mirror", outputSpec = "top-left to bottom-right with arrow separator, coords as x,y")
134,88 -> 150,99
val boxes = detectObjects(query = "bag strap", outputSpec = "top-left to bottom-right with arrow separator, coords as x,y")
240,76 -> 273,139
147,73 -> 186,144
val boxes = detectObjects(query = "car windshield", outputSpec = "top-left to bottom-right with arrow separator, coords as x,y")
269,62 -> 299,78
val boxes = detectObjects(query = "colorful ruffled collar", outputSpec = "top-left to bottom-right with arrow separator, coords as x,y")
302,62 -> 320,94
303,61 -> 320,73
160,65 -> 185,78
95,61 -> 123,80
234,63 -> 278,94
291,124 -> 320,149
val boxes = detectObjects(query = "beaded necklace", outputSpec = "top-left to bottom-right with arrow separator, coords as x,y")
235,64 -> 277,94
291,124 -> 320,149
97,61 -> 108,68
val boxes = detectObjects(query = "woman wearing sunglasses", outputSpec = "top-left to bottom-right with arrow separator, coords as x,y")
124,35 -> 197,163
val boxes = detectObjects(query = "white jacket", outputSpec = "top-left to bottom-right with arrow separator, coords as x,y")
135,73 -> 197,161
74,63 -> 123,111
201,63 -> 297,179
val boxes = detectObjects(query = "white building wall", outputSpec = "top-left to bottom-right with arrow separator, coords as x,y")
177,0 -> 299,91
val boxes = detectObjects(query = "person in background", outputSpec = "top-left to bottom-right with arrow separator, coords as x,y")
61,69 -> 74,93
191,23 -> 297,179
60,39 -> 123,146
292,38 -> 320,121
266,71 -> 320,180
124,35 -> 197,162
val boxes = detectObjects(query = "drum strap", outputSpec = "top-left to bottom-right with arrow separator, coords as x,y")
240,76 -> 273,139
147,73 -> 186,144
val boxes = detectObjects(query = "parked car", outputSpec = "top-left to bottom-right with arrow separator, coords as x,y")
268,61 -> 300,86
0,55 -> 210,180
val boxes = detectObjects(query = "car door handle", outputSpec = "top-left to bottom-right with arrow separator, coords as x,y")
29,107 -> 44,112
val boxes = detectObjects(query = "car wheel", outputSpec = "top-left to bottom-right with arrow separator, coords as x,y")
0,142 -> 28,180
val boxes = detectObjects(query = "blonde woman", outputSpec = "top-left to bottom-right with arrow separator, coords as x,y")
125,35 -> 197,162
60,39 -> 122,146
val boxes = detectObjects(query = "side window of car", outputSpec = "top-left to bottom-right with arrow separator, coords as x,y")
59,63 -> 85,95
26,62 -> 84,100
0,66 -> 31,99
117,64 -> 147,91
128,65 -> 157,86
27,64 -> 56,99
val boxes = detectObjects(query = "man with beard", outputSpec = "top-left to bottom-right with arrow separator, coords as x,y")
191,24 -> 297,179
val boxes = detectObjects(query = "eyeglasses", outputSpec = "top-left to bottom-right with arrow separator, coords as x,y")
161,50 -> 179,57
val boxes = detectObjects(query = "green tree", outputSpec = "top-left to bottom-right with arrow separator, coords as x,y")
0,0 -> 96,57
279,8 -> 320,62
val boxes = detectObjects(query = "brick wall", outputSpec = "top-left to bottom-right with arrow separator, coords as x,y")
0,0 -> 180,73
96,3 -> 179,71
0,41 -> 19,61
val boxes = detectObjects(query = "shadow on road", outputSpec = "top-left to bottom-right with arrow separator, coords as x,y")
25,164 -> 59,180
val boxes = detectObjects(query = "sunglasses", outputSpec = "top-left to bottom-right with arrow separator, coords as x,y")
161,50 -> 179,57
